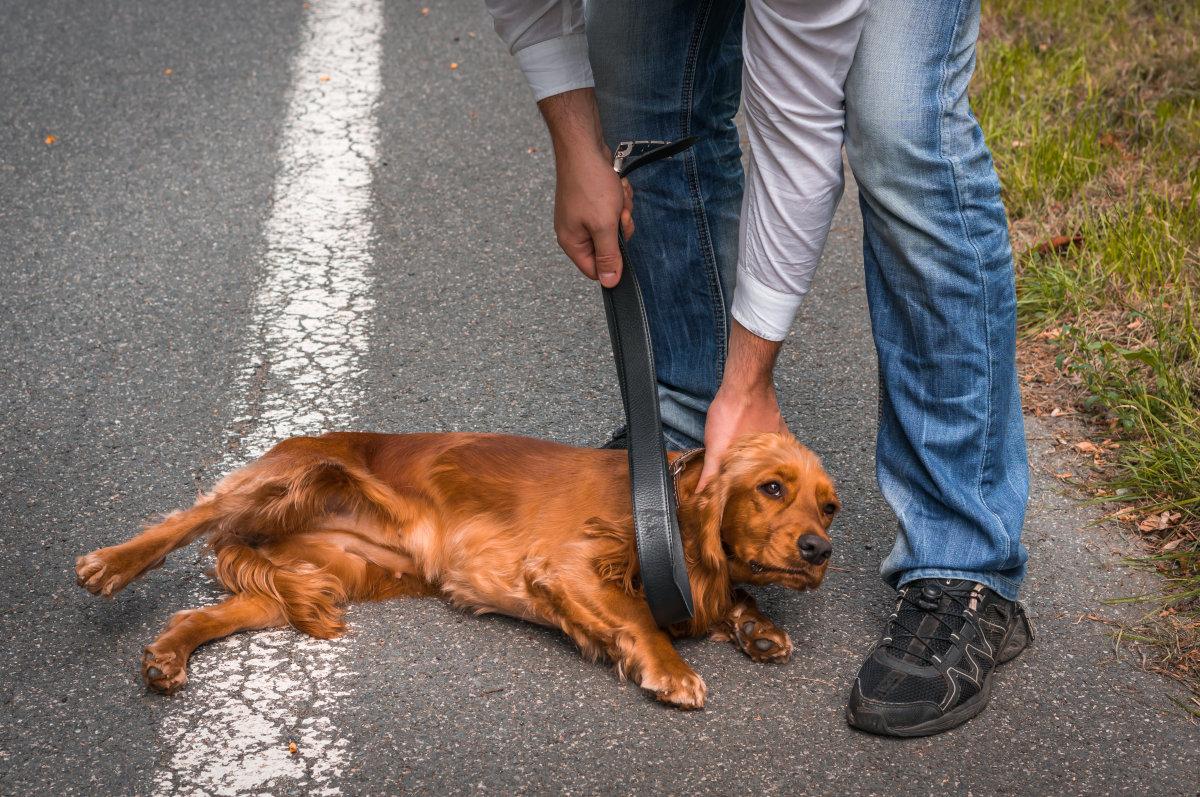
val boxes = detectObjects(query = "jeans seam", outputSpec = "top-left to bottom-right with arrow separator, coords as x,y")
678,0 -> 730,383
937,0 -> 1012,568
854,197 -> 919,529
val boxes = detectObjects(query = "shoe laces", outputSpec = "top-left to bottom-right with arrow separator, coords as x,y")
880,580 -> 980,668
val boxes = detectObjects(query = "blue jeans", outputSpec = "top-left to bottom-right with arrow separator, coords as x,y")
587,0 -> 1029,598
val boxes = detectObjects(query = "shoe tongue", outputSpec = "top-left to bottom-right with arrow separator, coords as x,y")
891,580 -> 975,664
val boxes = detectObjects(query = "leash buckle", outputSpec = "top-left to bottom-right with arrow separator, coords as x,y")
612,140 -> 670,174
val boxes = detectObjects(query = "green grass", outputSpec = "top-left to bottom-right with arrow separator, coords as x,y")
974,0 -> 1200,694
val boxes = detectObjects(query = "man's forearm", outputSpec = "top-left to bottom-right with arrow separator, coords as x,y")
537,87 -> 607,162
723,319 -> 783,394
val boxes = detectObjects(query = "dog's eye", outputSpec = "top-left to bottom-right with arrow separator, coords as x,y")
759,481 -> 783,499
823,502 -> 839,515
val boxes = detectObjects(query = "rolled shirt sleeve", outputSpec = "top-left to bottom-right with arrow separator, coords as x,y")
731,267 -> 811,343
486,0 -> 594,101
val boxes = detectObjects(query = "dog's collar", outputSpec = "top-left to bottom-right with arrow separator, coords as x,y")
667,448 -> 700,499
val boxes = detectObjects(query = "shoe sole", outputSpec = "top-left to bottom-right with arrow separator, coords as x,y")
846,613 -> 1032,738
846,678 -> 994,738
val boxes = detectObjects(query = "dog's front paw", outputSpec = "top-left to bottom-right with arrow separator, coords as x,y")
734,617 -> 792,663
142,648 -> 188,694
641,666 -> 707,710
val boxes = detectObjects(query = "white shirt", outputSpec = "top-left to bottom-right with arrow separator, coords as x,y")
486,0 -> 868,342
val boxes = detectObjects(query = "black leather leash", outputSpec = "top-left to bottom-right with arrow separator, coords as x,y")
603,137 -> 698,627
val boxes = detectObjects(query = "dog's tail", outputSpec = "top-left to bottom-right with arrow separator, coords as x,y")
77,434 -> 410,605
200,438 -> 411,636
213,542 -> 350,637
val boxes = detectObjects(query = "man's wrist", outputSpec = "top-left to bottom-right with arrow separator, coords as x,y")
722,319 -> 782,395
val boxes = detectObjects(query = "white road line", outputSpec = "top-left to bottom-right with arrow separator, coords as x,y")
154,0 -> 384,793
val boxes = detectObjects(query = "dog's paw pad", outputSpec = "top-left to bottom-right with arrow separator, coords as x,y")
142,649 -> 188,694
735,617 -> 792,663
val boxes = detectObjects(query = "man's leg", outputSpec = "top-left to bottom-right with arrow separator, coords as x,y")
846,0 -> 1028,599
842,0 -> 1032,737
587,0 -> 745,450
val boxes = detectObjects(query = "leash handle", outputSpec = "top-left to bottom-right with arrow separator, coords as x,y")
603,137 -> 697,627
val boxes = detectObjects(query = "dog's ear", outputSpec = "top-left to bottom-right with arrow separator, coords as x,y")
694,458 -> 730,571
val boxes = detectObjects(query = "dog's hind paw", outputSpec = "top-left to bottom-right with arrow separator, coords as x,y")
142,649 -> 188,694
75,549 -> 133,597
75,547 -> 162,597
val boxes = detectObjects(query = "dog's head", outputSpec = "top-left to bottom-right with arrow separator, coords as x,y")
693,433 -> 839,591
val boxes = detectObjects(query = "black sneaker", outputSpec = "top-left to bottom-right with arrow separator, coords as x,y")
846,578 -> 1032,737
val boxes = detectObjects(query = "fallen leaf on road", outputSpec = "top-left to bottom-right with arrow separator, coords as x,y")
1054,471 -> 1074,480
1138,511 -> 1182,533
1073,441 -> 1100,454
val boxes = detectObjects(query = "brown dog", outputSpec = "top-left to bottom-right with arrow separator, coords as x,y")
76,431 -> 838,708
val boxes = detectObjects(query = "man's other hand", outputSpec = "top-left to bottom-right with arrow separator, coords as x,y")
697,320 -> 789,491
538,88 -> 633,288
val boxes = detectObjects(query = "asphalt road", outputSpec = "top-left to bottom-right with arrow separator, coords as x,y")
1,1 -> 1196,795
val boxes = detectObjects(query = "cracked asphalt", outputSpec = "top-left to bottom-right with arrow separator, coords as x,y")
1,1 -> 1196,794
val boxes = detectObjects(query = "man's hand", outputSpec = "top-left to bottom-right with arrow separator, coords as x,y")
538,88 -> 633,288
697,320 -> 789,491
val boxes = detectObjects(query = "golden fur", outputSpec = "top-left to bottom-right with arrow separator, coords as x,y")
76,431 -> 838,708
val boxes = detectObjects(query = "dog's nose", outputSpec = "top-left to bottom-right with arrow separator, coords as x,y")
798,533 -> 831,565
